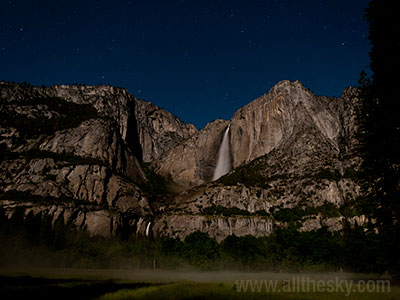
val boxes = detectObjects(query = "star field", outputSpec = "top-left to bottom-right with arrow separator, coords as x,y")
0,0 -> 370,128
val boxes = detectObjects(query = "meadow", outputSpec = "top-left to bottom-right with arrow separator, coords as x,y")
0,268 -> 398,300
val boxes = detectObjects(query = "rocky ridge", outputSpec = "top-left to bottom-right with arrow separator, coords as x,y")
0,81 -> 194,237
0,80 -> 361,240
152,81 -> 362,241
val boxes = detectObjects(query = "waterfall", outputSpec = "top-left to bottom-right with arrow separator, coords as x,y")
212,125 -> 231,181
145,222 -> 151,236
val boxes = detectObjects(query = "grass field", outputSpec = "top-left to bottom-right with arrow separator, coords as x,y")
0,268 -> 398,300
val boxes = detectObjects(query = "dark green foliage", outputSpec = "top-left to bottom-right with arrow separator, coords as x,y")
221,234 -> 268,270
271,207 -> 304,223
202,205 -> 270,217
180,231 -> 219,269
339,198 -> 361,218
254,209 -> 270,216
271,202 -> 340,223
314,168 -> 342,181
0,207 -> 148,268
343,167 -> 360,180
356,0 -> 400,273
219,154 -> 343,188
0,207 -> 384,272
343,221 -> 382,273
159,237 -> 183,255
202,205 -> 250,216
218,156 -> 277,188
0,96 -> 98,138
318,201 -> 341,218
269,225 -> 344,270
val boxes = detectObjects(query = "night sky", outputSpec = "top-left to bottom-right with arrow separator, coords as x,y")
1,0 -> 370,129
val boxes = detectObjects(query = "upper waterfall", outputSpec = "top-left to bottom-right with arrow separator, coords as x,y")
212,125 -> 231,180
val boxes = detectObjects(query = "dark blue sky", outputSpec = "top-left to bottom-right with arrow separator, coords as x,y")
1,0 -> 370,129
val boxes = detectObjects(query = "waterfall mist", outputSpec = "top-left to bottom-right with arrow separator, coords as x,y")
212,125 -> 231,181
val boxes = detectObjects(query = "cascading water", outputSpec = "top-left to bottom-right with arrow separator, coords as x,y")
212,125 -> 231,181
145,222 -> 151,237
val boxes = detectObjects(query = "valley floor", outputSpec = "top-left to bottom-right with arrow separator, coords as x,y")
0,267 -> 397,300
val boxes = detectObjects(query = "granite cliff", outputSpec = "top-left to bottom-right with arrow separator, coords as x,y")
152,81 -> 361,241
0,80 -> 361,240
0,82 -> 194,237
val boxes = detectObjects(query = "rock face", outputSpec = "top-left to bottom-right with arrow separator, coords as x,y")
38,118 -> 145,184
0,80 -> 361,241
0,82 -> 182,237
155,80 -> 359,185
153,214 -> 274,243
134,99 -> 197,163
155,119 -> 230,186
230,80 -> 344,167
151,81 -> 361,239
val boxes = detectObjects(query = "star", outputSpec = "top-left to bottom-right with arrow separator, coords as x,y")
0,0 -> 370,130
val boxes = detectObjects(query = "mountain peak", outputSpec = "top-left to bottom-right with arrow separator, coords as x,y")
271,79 -> 311,94
0,80 -> 360,241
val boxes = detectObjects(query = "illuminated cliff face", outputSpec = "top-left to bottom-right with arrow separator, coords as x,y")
0,80 -> 360,240
155,80 -> 357,186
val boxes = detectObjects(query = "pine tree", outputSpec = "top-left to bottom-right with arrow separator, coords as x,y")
358,0 -> 400,273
